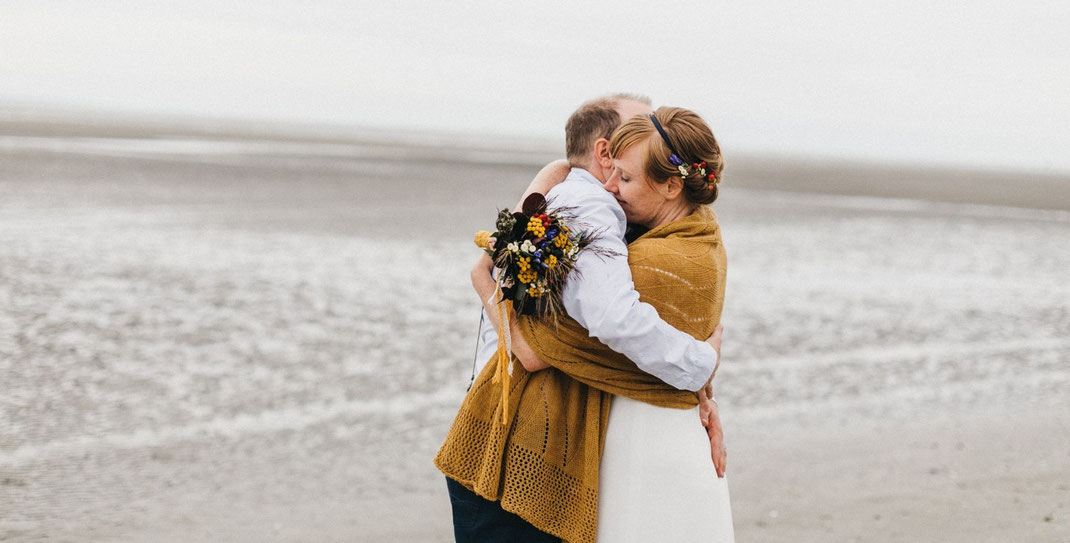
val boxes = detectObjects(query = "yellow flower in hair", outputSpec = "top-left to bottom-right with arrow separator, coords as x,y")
546,255 -> 558,269
554,235 -> 568,248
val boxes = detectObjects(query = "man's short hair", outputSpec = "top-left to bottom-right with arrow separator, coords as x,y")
565,99 -> 618,165
564,94 -> 652,165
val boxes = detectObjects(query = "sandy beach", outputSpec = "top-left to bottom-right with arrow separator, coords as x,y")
1,109 -> 1068,542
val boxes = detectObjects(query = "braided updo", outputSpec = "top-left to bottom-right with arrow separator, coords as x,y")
608,106 -> 724,205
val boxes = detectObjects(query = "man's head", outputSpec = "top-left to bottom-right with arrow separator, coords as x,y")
564,93 -> 653,182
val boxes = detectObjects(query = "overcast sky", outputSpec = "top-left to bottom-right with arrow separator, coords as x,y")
2,1 -> 1068,173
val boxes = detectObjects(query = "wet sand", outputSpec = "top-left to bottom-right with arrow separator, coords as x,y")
1,110 -> 1068,542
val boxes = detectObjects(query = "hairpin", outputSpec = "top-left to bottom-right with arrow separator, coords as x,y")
651,114 -> 716,187
651,114 -> 687,175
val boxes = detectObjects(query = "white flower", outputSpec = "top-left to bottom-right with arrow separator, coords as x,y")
507,241 -> 520,253
520,240 -> 537,253
677,165 -> 689,177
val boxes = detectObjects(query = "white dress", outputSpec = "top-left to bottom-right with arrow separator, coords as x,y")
596,395 -> 736,542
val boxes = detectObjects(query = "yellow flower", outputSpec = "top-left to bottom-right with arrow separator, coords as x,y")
545,255 -> 558,269
527,286 -> 544,297
517,257 -> 531,271
518,269 -> 538,284
474,230 -> 493,250
526,217 -> 546,237
554,235 -> 568,248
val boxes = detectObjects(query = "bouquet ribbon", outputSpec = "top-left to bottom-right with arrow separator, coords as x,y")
492,283 -> 514,425
477,229 -> 514,425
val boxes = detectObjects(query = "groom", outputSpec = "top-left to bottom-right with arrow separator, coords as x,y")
451,93 -> 727,541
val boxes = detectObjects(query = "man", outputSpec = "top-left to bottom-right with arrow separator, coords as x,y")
447,94 -> 727,542
478,94 -> 720,392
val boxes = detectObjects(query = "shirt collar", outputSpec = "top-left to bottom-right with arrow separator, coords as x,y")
566,167 -> 603,187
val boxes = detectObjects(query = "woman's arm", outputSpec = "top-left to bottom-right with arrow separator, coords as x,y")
470,254 -> 550,372
513,159 -> 571,212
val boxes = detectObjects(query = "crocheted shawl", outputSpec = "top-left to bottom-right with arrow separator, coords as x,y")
434,206 -> 726,543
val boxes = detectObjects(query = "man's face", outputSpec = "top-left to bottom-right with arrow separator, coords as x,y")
615,99 -> 653,125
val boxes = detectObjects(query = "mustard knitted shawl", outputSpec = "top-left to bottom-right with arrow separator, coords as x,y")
435,206 -> 726,543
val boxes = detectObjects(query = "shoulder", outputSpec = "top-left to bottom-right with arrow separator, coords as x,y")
630,208 -> 723,260
547,180 -> 625,237
547,178 -> 615,205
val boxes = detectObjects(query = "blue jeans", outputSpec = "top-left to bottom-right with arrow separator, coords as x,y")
445,477 -> 560,543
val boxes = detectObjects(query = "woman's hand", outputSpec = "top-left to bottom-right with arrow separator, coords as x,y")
470,254 -> 550,373
698,386 -> 727,478
701,324 -> 724,396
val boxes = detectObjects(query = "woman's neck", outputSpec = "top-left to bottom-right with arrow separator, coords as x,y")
646,200 -> 697,229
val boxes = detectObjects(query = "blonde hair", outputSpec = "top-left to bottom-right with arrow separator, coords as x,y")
608,106 -> 723,205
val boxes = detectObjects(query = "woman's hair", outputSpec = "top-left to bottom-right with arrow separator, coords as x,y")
608,106 -> 723,205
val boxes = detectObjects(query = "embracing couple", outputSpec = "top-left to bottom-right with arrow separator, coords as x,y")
435,94 -> 734,543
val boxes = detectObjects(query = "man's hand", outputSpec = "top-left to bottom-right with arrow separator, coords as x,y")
698,385 -> 726,478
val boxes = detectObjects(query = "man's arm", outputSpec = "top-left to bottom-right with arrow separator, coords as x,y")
556,186 -> 719,392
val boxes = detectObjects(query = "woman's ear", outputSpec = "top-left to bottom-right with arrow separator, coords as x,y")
662,176 -> 684,199
593,138 -> 612,169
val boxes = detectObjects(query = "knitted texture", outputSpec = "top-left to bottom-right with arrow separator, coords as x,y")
435,206 -> 726,543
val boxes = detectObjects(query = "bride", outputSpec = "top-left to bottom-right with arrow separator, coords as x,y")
436,103 -> 733,542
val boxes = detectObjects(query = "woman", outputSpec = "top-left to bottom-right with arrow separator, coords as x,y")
587,107 -> 733,541
436,107 -> 732,542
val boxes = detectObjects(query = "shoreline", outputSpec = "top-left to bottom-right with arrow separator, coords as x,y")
3,106 -> 1069,212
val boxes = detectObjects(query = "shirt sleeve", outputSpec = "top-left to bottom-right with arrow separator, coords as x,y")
553,185 -> 718,391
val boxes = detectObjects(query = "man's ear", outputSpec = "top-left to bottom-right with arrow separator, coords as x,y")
593,138 -> 612,168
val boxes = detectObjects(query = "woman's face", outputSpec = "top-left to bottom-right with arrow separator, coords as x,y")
603,141 -> 668,228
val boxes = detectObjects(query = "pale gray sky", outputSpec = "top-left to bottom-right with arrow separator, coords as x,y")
2,1 -> 1068,173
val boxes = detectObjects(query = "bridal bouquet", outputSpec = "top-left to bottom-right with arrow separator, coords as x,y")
474,192 -> 595,319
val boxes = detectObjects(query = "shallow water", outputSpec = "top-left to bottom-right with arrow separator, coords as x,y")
1,138 -> 1068,541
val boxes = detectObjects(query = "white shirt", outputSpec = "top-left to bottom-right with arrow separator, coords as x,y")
476,168 -> 717,391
